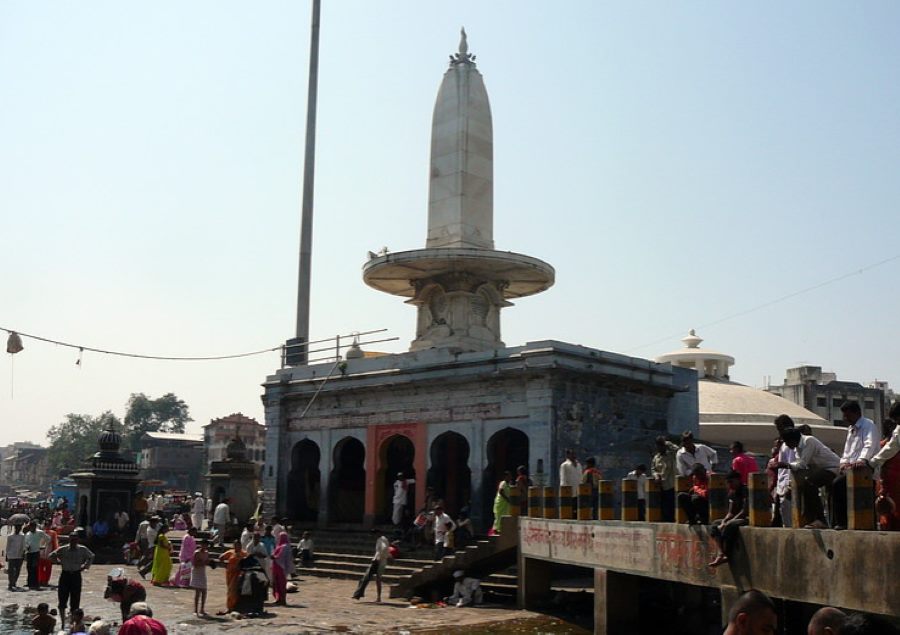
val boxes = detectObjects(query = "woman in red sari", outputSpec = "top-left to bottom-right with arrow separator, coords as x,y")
218,539 -> 246,613
271,532 -> 293,605
37,519 -> 58,586
866,406 -> 900,530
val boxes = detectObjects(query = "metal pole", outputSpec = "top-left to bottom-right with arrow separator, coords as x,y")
294,0 -> 321,363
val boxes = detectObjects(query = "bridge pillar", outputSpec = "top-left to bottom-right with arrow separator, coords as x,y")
518,556 -> 552,610
598,480 -> 615,520
594,568 -> 640,634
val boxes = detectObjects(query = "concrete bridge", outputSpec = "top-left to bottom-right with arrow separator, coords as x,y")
514,475 -> 899,634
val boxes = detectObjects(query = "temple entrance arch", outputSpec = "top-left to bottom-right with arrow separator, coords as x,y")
287,439 -> 321,522
482,427 -> 529,524
377,434 -> 416,523
329,437 -> 366,523
427,432 -> 471,518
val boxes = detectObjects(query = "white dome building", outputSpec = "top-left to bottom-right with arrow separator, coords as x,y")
656,331 -> 844,453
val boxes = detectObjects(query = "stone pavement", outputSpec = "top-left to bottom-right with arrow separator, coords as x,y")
0,565 -> 540,634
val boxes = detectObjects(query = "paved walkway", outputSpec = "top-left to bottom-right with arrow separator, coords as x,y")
0,565 -> 538,634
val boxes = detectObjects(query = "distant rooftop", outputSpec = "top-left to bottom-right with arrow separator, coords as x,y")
143,432 -> 203,442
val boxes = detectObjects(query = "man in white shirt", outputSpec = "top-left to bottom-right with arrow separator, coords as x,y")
831,401 -> 879,529
5,524 -> 26,590
776,428 -> 840,528
191,493 -> 206,531
769,415 -> 797,527
676,431 -> 718,476
351,529 -> 390,602
626,465 -> 649,521
212,499 -> 231,546
24,521 -> 49,589
392,473 -> 415,526
432,505 -> 456,561
240,523 -> 255,551
558,449 -> 582,488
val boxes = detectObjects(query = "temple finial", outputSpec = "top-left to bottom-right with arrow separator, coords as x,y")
451,27 -> 474,66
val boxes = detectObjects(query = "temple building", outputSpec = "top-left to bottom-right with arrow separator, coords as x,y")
656,330 -> 845,453
262,32 -> 698,528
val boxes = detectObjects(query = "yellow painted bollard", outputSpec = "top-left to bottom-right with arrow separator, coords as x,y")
645,479 -> 662,522
847,465 -> 875,531
577,484 -> 593,520
708,474 -> 728,521
528,486 -> 542,518
597,480 -> 615,520
558,485 -> 575,519
674,475 -> 690,524
621,479 -> 638,521
518,484 -> 529,517
542,486 -> 557,519
748,472 -> 772,527
509,484 -> 521,518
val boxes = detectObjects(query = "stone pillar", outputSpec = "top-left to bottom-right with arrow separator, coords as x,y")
577,484 -> 593,520
317,428 -> 332,527
469,422 -> 485,529
518,556 -> 552,610
594,568 -> 640,634
262,383 -> 286,518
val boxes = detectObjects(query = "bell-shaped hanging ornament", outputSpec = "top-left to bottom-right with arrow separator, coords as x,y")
6,331 -> 24,354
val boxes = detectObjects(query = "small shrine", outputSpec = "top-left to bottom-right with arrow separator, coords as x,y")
70,424 -> 141,529
206,436 -> 259,525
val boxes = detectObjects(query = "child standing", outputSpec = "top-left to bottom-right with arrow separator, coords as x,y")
190,539 -> 210,617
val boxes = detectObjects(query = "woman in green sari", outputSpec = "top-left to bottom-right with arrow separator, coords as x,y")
492,471 -> 513,533
150,525 -> 172,586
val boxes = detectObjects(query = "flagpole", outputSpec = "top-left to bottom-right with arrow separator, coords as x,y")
292,0 -> 321,365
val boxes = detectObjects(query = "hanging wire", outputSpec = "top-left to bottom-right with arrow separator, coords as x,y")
624,252 -> 900,354
0,325 -> 282,361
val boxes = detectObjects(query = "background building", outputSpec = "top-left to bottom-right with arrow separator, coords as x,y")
137,431 -> 204,491
767,365 -> 886,427
203,413 -> 266,471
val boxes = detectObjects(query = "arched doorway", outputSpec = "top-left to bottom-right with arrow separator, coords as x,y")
287,440 -> 321,522
427,432 -> 471,517
378,435 -> 415,523
329,437 -> 366,523
482,427 -> 529,523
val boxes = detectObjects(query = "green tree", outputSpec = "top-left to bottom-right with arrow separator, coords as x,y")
123,392 -> 192,451
46,411 -> 121,473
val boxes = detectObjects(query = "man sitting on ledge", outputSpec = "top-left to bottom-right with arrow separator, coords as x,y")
776,427 -> 840,529
708,470 -> 748,567
677,463 -> 710,525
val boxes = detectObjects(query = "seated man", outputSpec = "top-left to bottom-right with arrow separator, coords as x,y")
677,463 -> 710,525
708,471 -> 748,567
776,428 -> 840,528
446,569 -> 483,607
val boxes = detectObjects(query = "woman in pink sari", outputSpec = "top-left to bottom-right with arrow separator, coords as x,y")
172,527 -> 197,587
271,532 -> 294,605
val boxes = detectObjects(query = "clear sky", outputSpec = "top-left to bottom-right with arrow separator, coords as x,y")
2,1 -> 899,447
